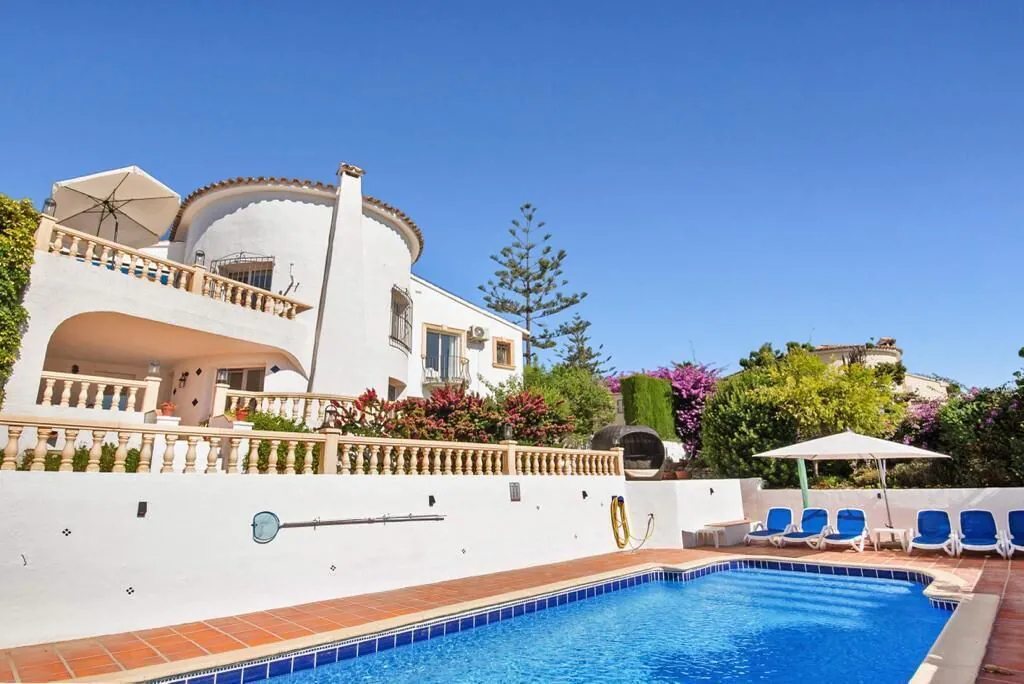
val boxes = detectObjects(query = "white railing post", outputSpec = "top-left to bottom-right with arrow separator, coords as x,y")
501,440 -> 518,476
211,382 -> 229,418
319,428 -> 341,474
614,447 -> 625,476
142,375 -> 162,415
35,215 -> 56,251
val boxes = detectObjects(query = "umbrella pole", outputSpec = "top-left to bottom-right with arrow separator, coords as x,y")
797,458 -> 810,509
878,457 -> 894,528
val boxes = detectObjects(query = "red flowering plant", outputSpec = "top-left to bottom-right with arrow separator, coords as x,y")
501,390 -> 575,446
392,387 -> 501,443
332,386 -> 572,446
331,389 -> 398,437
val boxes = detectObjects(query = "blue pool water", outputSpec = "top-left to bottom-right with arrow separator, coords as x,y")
267,568 -> 949,684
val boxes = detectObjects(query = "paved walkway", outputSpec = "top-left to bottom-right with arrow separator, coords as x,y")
0,546 -> 1019,682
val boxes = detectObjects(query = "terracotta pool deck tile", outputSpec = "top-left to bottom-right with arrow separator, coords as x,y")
110,650 -> 167,671
64,655 -> 122,679
13,662 -> 72,683
230,629 -> 281,648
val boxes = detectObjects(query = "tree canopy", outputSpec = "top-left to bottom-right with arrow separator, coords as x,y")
702,347 -> 905,486
478,204 -> 586,363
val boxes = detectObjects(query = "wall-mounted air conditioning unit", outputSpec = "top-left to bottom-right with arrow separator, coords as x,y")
467,325 -> 489,342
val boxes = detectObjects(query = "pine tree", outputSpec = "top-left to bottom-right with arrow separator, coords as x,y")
556,313 -> 614,376
479,204 -> 586,363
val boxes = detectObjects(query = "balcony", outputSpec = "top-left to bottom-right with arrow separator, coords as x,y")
35,218 -> 312,320
422,356 -> 470,388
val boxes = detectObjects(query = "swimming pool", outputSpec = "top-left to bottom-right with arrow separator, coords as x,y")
173,562 -> 950,684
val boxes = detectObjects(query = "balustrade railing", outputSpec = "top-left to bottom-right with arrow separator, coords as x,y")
36,218 -> 311,320
0,416 -> 624,476
37,372 -> 155,413
223,390 -> 355,426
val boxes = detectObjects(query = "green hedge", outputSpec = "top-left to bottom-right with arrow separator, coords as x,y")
621,375 -> 675,439
0,195 -> 38,408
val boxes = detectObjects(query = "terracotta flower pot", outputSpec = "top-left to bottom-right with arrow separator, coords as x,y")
676,470 -> 692,480
159,403 -> 175,417
234,408 -> 249,422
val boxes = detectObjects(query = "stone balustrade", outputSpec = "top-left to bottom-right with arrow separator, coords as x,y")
0,416 -> 624,476
222,389 -> 355,426
36,217 -> 311,320
37,372 -> 158,414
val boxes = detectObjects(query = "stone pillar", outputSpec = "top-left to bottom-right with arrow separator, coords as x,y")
210,382 -> 229,418
501,440 -> 518,476
318,428 -> 341,474
188,264 -> 207,295
613,447 -> 625,476
35,215 -> 56,251
141,375 -> 162,415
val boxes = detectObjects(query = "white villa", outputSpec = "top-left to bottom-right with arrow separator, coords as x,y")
5,163 -> 526,427
810,338 -> 949,401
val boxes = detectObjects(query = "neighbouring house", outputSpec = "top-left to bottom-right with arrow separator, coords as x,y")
4,164 -> 525,426
810,337 -> 949,401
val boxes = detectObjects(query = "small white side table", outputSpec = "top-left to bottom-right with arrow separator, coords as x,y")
696,527 -> 724,548
872,527 -> 909,552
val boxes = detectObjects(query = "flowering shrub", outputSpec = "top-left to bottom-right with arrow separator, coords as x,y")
331,386 -> 573,446
608,363 -> 719,457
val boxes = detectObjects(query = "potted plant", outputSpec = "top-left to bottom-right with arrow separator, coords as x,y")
233,406 -> 250,422
159,401 -> 176,417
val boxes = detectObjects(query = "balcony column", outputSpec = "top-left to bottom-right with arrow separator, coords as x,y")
210,382 -> 230,418
35,215 -> 56,251
141,375 -> 162,415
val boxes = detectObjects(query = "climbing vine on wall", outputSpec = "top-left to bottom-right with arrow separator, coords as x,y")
0,195 -> 38,408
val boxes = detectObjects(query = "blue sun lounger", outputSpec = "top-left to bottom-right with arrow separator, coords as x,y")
779,508 -> 829,549
1007,510 -> 1024,558
908,509 -> 956,556
957,509 -> 1007,558
744,507 -> 794,546
819,508 -> 868,552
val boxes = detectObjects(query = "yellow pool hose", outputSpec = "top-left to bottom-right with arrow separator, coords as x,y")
611,495 -> 630,549
611,495 -> 655,550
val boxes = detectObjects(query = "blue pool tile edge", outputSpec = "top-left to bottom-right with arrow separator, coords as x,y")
153,560 -> 955,683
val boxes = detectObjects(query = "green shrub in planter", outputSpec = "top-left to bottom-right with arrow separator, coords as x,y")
620,375 -> 675,440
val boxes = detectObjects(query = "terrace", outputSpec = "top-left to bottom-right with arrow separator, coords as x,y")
0,546 -> 1016,683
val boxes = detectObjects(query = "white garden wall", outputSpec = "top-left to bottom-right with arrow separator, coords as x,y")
742,481 -> 1024,532
624,479 -> 746,548
0,472 -> 626,649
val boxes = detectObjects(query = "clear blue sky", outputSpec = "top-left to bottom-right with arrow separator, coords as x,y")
2,2 -> 1022,387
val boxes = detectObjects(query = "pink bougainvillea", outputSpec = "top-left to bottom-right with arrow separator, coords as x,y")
607,363 -> 720,457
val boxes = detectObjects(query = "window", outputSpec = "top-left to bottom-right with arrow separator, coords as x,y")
493,338 -> 515,369
211,252 -> 275,291
424,328 -> 464,383
389,287 -> 413,351
225,368 -> 265,392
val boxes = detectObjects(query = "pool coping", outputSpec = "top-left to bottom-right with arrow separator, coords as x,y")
76,554 -> 998,684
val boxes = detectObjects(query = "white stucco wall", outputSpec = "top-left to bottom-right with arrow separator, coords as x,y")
0,472 -> 626,648
408,275 -> 525,397
624,479 -> 746,548
742,480 -> 1024,532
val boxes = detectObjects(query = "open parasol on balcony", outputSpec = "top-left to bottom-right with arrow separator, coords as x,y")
49,166 -> 180,248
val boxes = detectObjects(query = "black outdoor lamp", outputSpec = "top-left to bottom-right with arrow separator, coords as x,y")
322,402 -> 339,429
194,250 -> 206,267
42,197 -> 57,216
216,368 -> 228,384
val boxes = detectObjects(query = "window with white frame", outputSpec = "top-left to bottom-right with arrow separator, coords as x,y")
424,329 -> 463,381
225,368 -> 265,392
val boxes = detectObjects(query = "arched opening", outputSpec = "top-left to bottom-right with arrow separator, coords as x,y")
38,312 -> 305,424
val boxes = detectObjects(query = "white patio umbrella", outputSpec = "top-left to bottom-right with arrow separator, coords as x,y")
50,166 -> 179,248
754,430 -> 950,527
